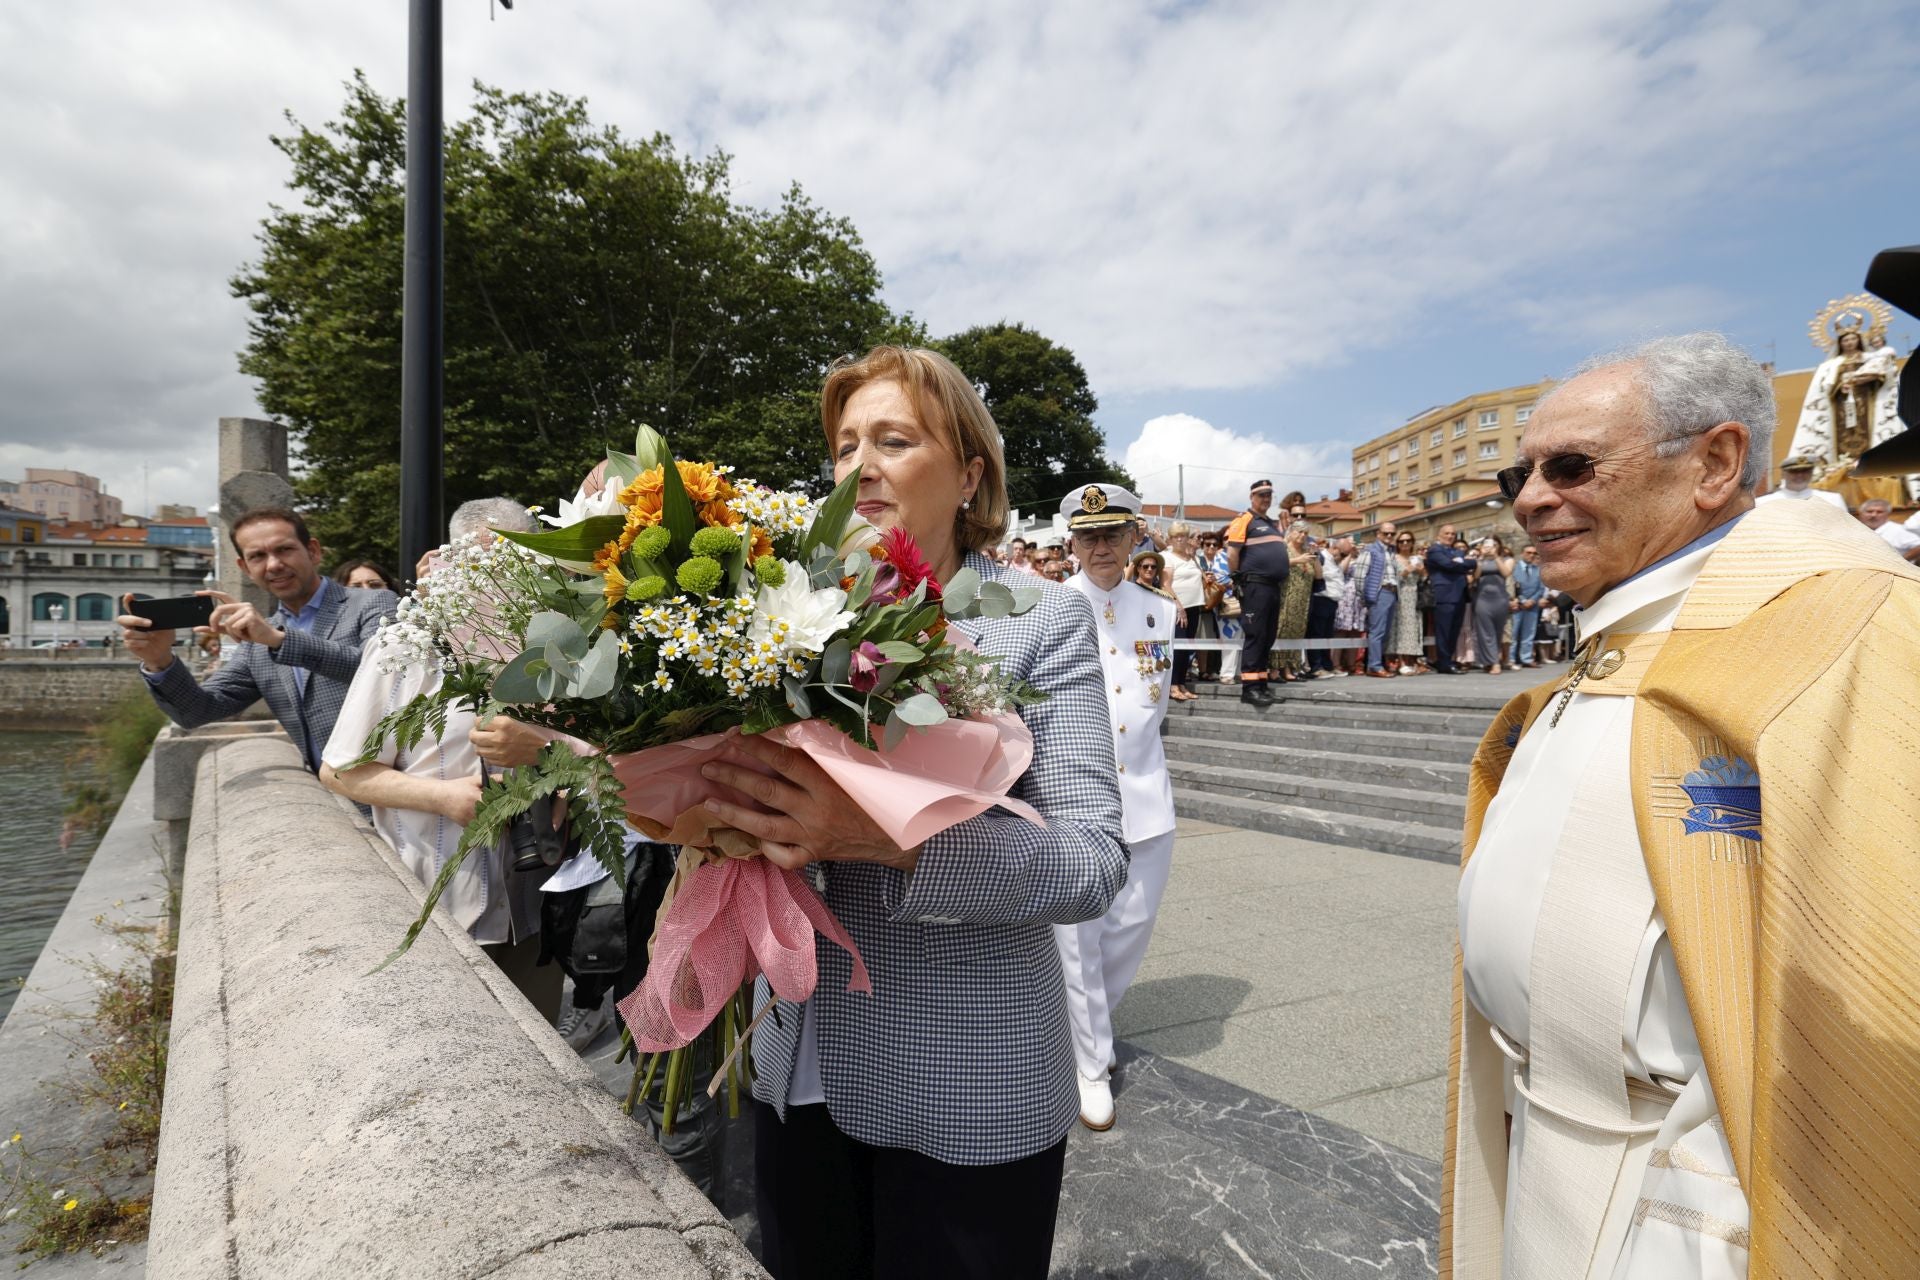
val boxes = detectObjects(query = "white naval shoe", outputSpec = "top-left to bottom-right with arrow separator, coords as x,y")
1077,1073 -> 1116,1131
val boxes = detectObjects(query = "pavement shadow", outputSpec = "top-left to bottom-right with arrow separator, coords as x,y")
1053,1259 -> 1212,1280
1116,973 -> 1255,1051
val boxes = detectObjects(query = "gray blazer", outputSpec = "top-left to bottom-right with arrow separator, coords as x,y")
145,578 -> 396,771
751,554 -> 1129,1165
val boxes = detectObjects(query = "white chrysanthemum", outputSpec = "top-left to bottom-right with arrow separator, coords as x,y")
749,562 -> 853,660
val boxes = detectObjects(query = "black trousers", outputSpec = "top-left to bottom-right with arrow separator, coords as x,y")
1173,604 -> 1201,687
754,1102 -> 1068,1280
1237,576 -> 1282,680
1305,594 -> 1338,671
1432,599 -> 1465,672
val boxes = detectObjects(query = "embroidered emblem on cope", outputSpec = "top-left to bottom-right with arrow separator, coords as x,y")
1678,755 -> 1761,842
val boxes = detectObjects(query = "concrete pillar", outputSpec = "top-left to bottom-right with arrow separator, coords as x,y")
214,418 -> 292,612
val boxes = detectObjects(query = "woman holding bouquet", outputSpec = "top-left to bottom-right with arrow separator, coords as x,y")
698,347 -> 1128,1280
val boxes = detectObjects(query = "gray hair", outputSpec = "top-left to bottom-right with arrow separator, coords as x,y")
449,497 -> 537,542
1541,332 -> 1775,490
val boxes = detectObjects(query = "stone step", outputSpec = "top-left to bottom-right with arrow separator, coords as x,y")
1182,674 -> 1527,713
1166,759 -> 1468,828
1172,790 -> 1460,864
1163,696 -> 1491,739
1161,734 -> 1470,793
1164,713 -> 1481,764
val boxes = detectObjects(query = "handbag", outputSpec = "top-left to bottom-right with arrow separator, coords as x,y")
1203,574 -> 1227,612
1218,593 -> 1242,618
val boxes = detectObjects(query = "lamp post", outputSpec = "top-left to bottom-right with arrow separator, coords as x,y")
399,0 -> 446,584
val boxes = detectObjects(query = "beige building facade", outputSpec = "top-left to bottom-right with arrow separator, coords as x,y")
1346,365 -> 1886,551
14,468 -> 124,525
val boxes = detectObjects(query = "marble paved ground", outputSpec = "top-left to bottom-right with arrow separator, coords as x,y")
1119,821 -> 1458,1161
580,817 -> 1460,1277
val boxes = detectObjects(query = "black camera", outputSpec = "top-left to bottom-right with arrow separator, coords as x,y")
480,764 -> 573,872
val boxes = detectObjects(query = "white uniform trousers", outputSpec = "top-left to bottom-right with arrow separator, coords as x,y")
1054,829 -> 1176,1080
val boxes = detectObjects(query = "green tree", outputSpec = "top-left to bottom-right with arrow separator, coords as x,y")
933,323 -> 1133,517
233,75 -> 898,566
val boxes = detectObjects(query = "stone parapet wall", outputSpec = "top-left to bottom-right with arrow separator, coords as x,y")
0,658 -> 147,728
149,735 -> 765,1279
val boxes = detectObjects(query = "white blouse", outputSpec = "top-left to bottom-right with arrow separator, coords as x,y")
1165,549 -> 1207,608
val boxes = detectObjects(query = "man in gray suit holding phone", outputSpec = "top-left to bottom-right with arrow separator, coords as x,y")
117,506 -> 394,771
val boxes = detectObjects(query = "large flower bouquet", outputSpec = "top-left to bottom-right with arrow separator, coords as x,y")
357,425 -> 1045,1115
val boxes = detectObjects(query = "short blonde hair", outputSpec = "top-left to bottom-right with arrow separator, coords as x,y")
821,347 -> 1010,553
1167,521 -> 1191,537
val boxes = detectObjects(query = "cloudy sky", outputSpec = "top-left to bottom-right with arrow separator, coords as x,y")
3,1 -> 1917,519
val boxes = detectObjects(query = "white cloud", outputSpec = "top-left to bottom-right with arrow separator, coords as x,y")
1,2 -> 1916,516
1121,413 -> 1347,511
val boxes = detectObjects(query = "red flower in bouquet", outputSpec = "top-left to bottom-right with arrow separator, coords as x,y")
871,527 -> 943,605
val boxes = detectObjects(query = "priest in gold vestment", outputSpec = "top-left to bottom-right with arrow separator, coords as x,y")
1445,333 -> 1920,1279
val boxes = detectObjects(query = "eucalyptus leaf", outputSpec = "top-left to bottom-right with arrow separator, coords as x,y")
525,610 -> 588,658
893,692 -> 948,727
823,637 -> 852,686
975,580 -> 1018,616
490,650 -> 548,703
876,641 -> 924,664
1005,581 -> 1045,614
783,677 -> 812,718
941,566 -> 980,613
881,707 -> 909,753
540,639 -> 581,683
573,627 -> 620,699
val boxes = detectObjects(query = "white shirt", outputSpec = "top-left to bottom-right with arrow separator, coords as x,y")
322,630 -> 515,944
1164,549 -> 1207,608
1316,548 -> 1346,600
1870,519 -> 1920,557
1754,484 -> 1845,509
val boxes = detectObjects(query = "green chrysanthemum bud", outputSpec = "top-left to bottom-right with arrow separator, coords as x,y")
676,556 -> 724,595
752,555 -> 786,589
630,526 -> 671,561
689,526 -> 741,558
625,575 -> 667,602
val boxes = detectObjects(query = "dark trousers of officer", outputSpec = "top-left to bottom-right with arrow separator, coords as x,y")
1432,599 -> 1466,673
1305,594 -> 1338,672
1237,574 -> 1282,681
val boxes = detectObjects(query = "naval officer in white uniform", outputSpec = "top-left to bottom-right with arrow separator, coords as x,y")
1053,483 -> 1177,1131
1753,452 -> 1846,509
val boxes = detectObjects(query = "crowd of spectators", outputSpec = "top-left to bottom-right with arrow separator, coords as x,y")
979,513 -> 1580,690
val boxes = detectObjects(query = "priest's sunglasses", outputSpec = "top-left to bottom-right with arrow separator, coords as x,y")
1495,431 -> 1705,502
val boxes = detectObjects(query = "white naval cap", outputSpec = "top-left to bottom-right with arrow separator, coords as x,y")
1059,483 -> 1143,531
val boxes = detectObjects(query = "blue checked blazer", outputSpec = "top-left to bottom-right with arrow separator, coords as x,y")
143,579 -> 396,771
751,554 -> 1129,1165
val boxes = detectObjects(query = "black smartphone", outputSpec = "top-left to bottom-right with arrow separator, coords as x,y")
126,594 -> 215,631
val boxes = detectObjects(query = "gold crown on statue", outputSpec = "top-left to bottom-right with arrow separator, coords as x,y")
1808,293 -> 1894,353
